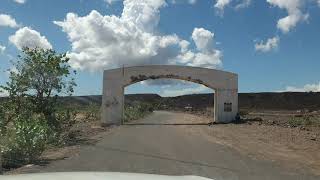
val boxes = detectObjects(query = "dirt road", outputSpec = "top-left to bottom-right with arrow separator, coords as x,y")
10,111 -> 319,180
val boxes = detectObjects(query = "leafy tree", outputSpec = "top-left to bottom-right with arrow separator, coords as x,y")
0,47 -> 76,130
0,47 -> 77,167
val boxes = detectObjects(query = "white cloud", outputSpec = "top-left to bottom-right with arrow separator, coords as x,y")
267,0 -> 308,33
177,28 -> 222,68
255,36 -> 279,52
214,0 -> 251,13
277,12 -> 309,33
9,27 -> 52,50
0,45 -> 6,54
284,82 -> 320,92
235,0 -> 251,9
0,90 -> 9,97
214,0 -> 232,12
177,51 -> 222,68
0,14 -> 19,28
179,40 -> 190,53
13,0 -> 26,4
192,28 -> 214,52
54,0 -> 222,71
161,84 -> 210,97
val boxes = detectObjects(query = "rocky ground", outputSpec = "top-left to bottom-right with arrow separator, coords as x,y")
185,110 -> 320,175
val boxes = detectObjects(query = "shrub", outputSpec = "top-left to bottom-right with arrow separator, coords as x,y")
42,108 -> 78,146
123,102 -> 154,122
83,103 -> 100,122
1,113 -> 48,168
288,117 -> 304,127
289,113 -> 319,127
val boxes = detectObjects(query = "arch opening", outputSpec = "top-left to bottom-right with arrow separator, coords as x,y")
123,78 -> 216,125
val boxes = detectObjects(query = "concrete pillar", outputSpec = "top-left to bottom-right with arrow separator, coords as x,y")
101,77 -> 124,126
214,89 -> 238,123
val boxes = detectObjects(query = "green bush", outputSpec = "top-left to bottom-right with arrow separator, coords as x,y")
289,114 -> 319,127
1,113 -> 48,168
288,117 -> 304,127
83,103 -> 100,121
123,102 -> 154,122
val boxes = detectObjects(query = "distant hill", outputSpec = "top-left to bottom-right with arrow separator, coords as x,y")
158,92 -> 320,111
239,92 -> 320,110
1,92 -> 320,110
57,94 -> 162,107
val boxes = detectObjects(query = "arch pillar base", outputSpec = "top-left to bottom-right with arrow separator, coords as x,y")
214,89 -> 238,123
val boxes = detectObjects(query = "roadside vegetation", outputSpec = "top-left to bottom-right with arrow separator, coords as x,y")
236,109 -> 320,133
0,48 -> 154,171
288,113 -> 320,128
124,101 -> 154,122
0,48 -> 77,170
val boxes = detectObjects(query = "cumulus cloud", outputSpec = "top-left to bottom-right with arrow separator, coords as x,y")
177,51 -> 222,68
13,0 -> 26,4
267,0 -> 308,33
0,45 -> 6,54
214,0 -> 251,13
284,82 -> 320,92
161,84 -> 210,97
54,0 -> 222,71
176,28 -> 222,68
192,28 -> 214,52
9,27 -> 52,50
255,36 -> 279,52
0,14 -> 19,28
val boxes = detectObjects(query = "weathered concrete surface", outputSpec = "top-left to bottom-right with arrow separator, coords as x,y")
102,65 -> 238,125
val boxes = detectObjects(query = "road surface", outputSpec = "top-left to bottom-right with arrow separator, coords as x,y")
15,111 -> 319,180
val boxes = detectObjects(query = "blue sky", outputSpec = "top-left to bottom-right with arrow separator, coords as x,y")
0,0 -> 320,96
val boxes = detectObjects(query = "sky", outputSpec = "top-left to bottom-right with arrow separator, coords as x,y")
0,0 -> 320,97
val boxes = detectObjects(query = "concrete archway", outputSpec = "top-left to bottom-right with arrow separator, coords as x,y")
101,65 -> 238,125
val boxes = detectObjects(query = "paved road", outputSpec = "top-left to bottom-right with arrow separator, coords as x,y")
22,111 -> 318,180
